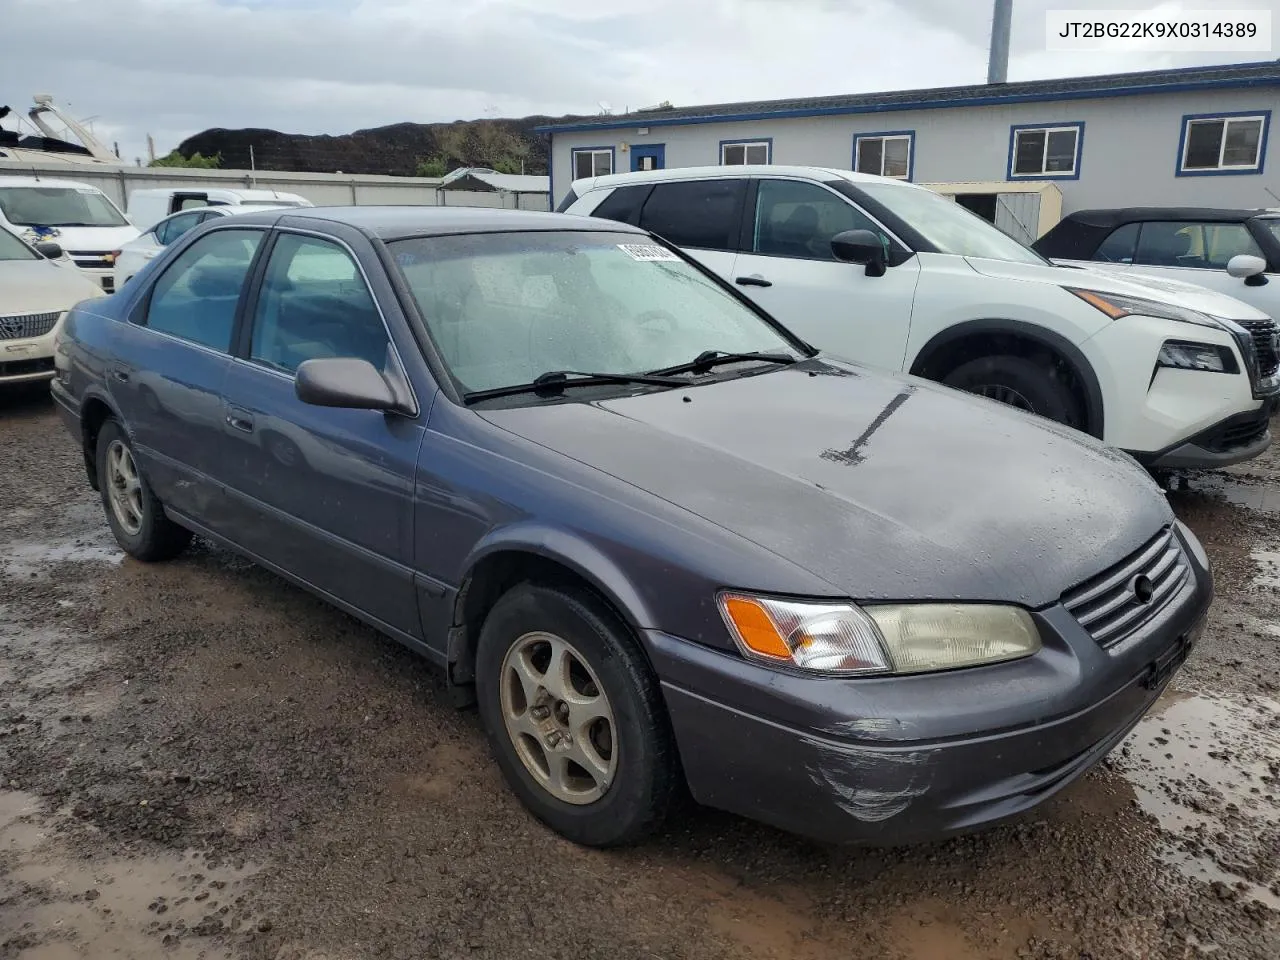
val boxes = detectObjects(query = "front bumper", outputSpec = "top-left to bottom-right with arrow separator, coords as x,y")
644,528 -> 1212,845
0,328 -> 58,384
1136,396 -> 1279,470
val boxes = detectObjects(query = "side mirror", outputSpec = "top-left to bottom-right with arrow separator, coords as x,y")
1227,253 -> 1268,285
831,229 -> 888,277
34,240 -> 63,260
295,357 -> 398,411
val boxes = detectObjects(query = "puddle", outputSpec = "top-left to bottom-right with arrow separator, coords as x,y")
1172,473 -> 1280,515
0,791 -> 262,958
1114,691 -> 1280,908
2,540 -> 124,579
1253,549 -> 1280,589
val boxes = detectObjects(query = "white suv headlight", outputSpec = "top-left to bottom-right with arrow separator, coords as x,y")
1065,287 -> 1225,330
717,593 -> 1041,676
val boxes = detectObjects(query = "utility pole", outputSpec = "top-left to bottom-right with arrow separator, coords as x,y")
146,134 -> 155,162
987,0 -> 1013,84
249,144 -> 257,187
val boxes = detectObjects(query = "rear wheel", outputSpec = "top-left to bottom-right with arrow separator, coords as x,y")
475,583 -> 678,847
942,354 -> 1081,427
95,419 -> 193,562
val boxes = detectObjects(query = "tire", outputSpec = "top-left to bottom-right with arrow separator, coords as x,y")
95,419 -> 193,562
475,583 -> 679,847
942,354 -> 1081,427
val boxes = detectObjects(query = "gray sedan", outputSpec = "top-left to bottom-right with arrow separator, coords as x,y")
52,206 -> 1211,847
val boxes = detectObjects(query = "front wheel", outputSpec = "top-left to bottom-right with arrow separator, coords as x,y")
95,419 -> 193,562
942,354 -> 1081,428
475,583 -> 679,847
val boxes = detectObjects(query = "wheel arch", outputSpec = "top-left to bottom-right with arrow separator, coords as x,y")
78,388 -> 122,491
908,318 -> 1105,439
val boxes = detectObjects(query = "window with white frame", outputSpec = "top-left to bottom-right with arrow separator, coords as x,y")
1010,124 -> 1081,177
572,148 -> 613,180
1181,114 -> 1267,173
854,134 -> 912,179
721,141 -> 769,165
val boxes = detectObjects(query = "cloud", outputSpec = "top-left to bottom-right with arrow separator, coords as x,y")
5,0 -> 1277,165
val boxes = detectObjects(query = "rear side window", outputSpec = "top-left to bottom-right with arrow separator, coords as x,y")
1093,222 -> 1139,263
155,211 -> 205,247
1134,221 -> 1265,269
591,184 -> 652,225
639,179 -> 746,251
144,229 -> 263,351
248,233 -> 389,375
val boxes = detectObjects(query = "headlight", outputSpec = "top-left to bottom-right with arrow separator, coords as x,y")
717,593 -> 1041,676
1157,340 -> 1239,374
1065,287 -> 1224,330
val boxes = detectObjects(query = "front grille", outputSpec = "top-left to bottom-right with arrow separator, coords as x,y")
1215,416 -> 1269,451
67,250 -> 113,269
1062,527 -> 1190,648
0,311 -> 59,341
1238,318 -> 1279,379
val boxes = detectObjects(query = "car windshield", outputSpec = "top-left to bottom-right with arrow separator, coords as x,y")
854,181 -> 1049,265
0,186 -> 130,227
0,227 -> 38,261
390,231 -> 804,396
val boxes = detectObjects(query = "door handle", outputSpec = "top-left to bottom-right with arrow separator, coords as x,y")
736,275 -> 772,288
225,411 -> 255,433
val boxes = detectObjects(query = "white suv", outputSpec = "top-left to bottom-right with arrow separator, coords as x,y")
560,165 -> 1280,470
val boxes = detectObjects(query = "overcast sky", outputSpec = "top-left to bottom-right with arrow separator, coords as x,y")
7,0 -> 1278,165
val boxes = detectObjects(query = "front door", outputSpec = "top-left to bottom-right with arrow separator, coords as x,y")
729,177 -> 920,373
631,144 -> 665,172
105,226 -> 267,526
217,229 -> 425,637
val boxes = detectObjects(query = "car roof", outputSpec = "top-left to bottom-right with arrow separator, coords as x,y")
220,205 -> 649,240
1061,207 -> 1280,227
0,175 -> 103,191
570,165 -> 918,193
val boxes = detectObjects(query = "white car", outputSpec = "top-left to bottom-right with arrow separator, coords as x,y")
561,165 -> 1280,470
113,204 -> 294,289
125,187 -> 312,232
0,176 -> 139,293
0,228 -> 105,386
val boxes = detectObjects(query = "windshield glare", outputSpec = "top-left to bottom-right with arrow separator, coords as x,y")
855,181 -> 1049,265
0,227 -> 38,261
391,231 -> 802,395
0,186 -> 130,227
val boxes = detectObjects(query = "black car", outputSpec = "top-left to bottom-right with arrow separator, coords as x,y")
52,206 -> 1211,848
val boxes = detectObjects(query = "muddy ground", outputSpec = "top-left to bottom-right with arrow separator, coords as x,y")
1,385 -> 1278,960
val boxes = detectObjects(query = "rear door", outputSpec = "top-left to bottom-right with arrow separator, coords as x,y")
216,226 -> 426,636
106,226 -> 267,527
635,178 -> 746,277
730,177 -> 920,372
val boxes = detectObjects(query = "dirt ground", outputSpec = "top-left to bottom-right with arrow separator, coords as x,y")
1,384 -> 1278,960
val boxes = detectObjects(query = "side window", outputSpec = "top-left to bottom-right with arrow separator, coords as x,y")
752,179 -> 885,261
249,233 -> 389,375
156,212 -> 204,247
639,179 -> 746,251
1134,221 -> 1265,269
144,229 -> 263,351
174,194 -> 209,211
592,184 -> 652,225
1093,222 -> 1139,263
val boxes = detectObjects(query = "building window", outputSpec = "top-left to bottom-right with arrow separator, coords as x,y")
720,140 -> 770,165
1009,123 -> 1083,178
1180,113 -> 1268,174
853,132 -> 913,179
572,148 -> 614,180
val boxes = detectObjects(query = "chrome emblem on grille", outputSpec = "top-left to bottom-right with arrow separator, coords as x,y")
0,318 -> 21,338
1130,574 -> 1155,605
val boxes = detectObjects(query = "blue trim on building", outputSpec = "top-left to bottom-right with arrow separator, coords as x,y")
1006,121 -> 1085,181
570,145 -> 618,180
547,130 -> 554,208
852,130 -> 916,181
718,137 -> 773,164
1174,109 -> 1271,178
630,143 -> 666,171
534,71 -> 1280,134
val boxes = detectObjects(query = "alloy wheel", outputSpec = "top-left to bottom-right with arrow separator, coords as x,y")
106,440 -> 144,536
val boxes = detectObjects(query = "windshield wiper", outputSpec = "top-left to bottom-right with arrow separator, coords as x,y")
463,369 -> 687,404
646,349 -> 799,377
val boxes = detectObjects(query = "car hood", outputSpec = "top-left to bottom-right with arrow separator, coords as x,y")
965,256 -> 1270,321
478,360 -> 1173,607
0,259 -> 105,314
11,224 -> 140,253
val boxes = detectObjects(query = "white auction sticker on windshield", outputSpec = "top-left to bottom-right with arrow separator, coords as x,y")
617,243 -> 680,262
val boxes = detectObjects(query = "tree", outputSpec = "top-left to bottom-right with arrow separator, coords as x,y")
414,156 -> 448,178
149,150 -> 221,169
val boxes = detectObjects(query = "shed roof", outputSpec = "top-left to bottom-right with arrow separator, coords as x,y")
439,168 -> 550,194
538,60 -> 1280,133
